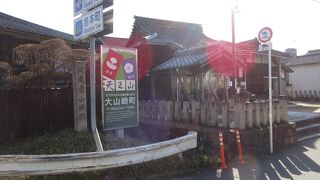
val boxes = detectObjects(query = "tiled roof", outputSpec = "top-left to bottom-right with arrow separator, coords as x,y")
154,41 -> 252,71
0,12 -> 73,41
305,49 -> 320,55
127,16 -> 216,49
257,49 -> 290,58
285,53 -> 320,66
99,37 -> 129,47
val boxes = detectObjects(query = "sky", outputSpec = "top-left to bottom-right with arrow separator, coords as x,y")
0,0 -> 320,55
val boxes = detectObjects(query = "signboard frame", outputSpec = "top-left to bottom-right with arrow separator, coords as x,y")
74,0 -> 103,16
100,46 -> 139,130
74,5 -> 104,40
258,27 -> 273,43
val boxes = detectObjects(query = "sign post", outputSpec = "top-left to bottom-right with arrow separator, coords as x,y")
258,27 -> 273,154
73,0 -> 113,152
100,46 -> 139,130
89,37 -> 103,151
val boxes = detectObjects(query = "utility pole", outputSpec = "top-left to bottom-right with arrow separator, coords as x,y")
231,8 -> 237,95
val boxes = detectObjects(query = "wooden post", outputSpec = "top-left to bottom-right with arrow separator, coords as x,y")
279,95 -> 288,123
238,99 -> 246,130
158,101 -> 165,121
146,101 -> 152,120
275,100 -> 281,123
150,71 -> 156,101
151,101 -> 158,120
200,102 -> 207,125
211,103 -> 218,127
254,101 -> 261,127
246,102 -> 253,128
191,100 -> 200,124
277,60 -> 282,96
139,101 -> 144,119
174,101 -> 181,121
171,73 -> 177,101
299,90 -> 302,99
304,90 -> 308,100
222,101 -> 228,128
142,101 -> 147,119
262,101 -> 268,126
166,101 -> 173,121
72,61 -> 87,132
309,90 -> 313,100
201,73 -> 205,102
272,100 -> 276,123
182,101 -> 190,122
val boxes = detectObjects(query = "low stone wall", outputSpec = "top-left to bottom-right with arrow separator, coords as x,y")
287,90 -> 320,101
139,96 -> 288,130
134,120 -> 296,159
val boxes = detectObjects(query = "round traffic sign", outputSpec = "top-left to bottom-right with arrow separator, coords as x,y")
258,27 -> 273,43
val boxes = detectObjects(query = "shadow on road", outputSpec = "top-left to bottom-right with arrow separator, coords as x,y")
157,138 -> 320,180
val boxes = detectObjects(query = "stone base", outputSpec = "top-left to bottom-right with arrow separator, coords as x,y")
128,120 -> 297,158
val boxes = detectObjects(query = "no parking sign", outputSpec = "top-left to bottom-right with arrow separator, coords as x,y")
258,27 -> 273,43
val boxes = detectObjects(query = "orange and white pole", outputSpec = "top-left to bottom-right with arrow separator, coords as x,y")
219,131 -> 228,169
236,129 -> 245,164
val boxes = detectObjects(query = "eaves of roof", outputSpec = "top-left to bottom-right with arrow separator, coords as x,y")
285,54 -> 320,66
154,41 -> 249,71
0,12 -> 74,42
127,16 -> 216,49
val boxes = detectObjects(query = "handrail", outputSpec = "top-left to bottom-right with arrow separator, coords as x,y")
0,131 -> 197,176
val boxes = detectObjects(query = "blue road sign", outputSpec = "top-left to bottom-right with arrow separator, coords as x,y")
74,0 -> 103,16
74,5 -> 104,40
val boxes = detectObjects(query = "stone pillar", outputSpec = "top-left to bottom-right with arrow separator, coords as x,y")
234,97 -> 246,130
254,101 -> 261,127
279,95 -> 288,123
73,61 -> 87,132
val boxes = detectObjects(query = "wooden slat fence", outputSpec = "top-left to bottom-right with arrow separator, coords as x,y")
139,96 -> 288,130
0,87 -> 74,142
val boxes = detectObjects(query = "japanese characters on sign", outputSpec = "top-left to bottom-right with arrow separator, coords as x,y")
74,5 -> 103,40
101,46 -> 138,130
74,0 -> 103,16
72,61 -> 88,131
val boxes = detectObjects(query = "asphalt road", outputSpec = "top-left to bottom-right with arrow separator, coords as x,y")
154,137 -> 320,180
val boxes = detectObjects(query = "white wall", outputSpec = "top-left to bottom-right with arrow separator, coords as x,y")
289,64 -> 320,91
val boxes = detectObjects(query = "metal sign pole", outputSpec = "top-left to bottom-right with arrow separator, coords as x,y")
90,36 -> 104,152
268,42 -> 273,154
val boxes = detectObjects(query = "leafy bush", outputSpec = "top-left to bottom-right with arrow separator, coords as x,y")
0,129 -> 219,179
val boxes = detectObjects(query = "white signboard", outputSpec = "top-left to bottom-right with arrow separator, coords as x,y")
74,5 -> 104,40
258,44 -> 270,51
74,0 -> 103,16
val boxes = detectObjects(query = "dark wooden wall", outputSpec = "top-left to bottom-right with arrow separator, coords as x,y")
0,87 -> 74,142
